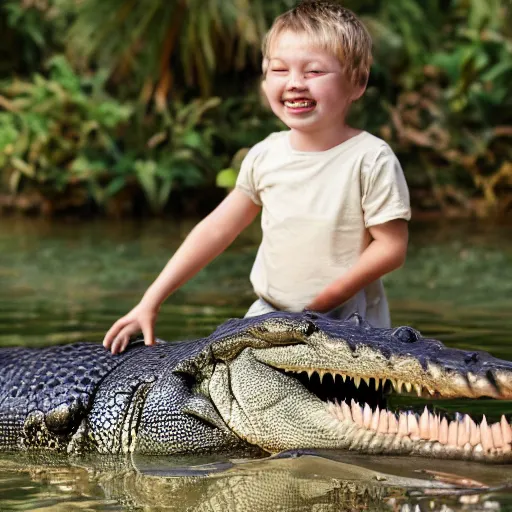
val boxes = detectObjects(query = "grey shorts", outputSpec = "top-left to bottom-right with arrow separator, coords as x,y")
245,298 -> 358,322
244,291 -> 390,328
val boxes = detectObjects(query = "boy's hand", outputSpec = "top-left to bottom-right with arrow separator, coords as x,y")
103,303 -> 158,354
306,219 -> 408,313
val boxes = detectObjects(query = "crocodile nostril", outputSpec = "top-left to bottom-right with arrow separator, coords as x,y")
465,353 -> 479,364
393,326 -> 420,343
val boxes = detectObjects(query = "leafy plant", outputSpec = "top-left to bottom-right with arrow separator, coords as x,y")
379,0 -> 512,217
66,0 -> 296,101
0,0 -> 75,74
125,97 -> 222,214
0,55 -> 132,211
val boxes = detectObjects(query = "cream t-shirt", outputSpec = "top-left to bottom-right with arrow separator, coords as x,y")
236,130 -> 411,327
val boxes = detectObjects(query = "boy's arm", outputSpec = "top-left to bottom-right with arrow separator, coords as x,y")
103,189 -> 261,354
306,219 -> 408,313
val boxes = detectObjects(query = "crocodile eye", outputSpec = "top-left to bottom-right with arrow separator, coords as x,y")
393,326 -> 420,343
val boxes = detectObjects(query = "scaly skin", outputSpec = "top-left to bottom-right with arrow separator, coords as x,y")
0,311 -> 511,461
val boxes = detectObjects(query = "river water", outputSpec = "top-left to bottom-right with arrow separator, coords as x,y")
0,217 -> 511,510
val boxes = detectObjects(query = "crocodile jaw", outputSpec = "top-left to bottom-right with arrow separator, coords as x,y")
207,348 -> 512,461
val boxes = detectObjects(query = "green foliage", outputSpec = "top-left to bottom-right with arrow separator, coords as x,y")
124,98 -> 222,214
2,0 -> 512,218
67,0 -> 294,98
0,55 -> 131,208
0,52 -> 230,214
372,0 -> 512,217
0,0 -> 74,74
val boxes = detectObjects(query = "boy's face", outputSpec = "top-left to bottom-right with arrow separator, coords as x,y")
263,31 -> 364,136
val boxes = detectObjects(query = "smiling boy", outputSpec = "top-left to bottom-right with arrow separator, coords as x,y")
104,0 -> 411,354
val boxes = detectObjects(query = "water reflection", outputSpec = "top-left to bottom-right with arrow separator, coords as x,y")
1,452 -> 511,511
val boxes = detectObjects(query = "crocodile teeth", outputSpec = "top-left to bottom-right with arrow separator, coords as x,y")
325,400 -> 512,456
351,399 -> 364,426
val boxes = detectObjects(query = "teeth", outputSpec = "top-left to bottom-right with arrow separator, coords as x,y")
342,401 -> 352,422
481,416 -> 494,452
351,399 -> 364,426
429,414 -> 438,441
501,415 -> 512,444
457,416 -> 469,447
398,414 -> 408,437
324,400 -> 512,456
370,406 -> 380,431
419,407 -> 430,439
363,403 -> 372,429
438,417 -> 448,445
388,412 -> 398,434
306,368 -> 512,458
447,419 -> 458,446
377,409 -> 388,434
284,100 -> 315,108
491,422 -> 503,448
408,413 -> 420,439
470,420 -> 480,447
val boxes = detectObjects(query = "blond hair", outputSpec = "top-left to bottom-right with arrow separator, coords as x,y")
262,1 -> 372,88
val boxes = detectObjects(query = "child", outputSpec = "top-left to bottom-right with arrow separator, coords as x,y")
103,0 -> 410,354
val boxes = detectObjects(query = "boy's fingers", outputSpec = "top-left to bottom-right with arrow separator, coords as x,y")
110,335 -> 125,355
103,317 -> 130,348
119,336 -> 132,354
141,321 -> 155,346
111,324 -> 139,354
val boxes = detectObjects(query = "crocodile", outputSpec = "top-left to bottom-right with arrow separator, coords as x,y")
0,311 -> 511,462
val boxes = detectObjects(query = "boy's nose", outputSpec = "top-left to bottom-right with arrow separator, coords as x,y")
287,72 -> 307,90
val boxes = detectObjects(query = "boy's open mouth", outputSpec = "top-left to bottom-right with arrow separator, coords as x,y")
283,99 -> 317,109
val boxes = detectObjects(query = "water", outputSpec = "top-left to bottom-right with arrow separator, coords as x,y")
0,217 -> 511,510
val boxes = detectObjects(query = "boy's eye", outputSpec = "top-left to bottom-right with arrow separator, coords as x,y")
271,68 -> 287,73
306,70 -> 324,75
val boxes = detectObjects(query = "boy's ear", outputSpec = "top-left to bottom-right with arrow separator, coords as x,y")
351,83 -> 367,102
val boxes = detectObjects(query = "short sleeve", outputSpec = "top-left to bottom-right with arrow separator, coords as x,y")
362,145 -> 411,227
235,143 -> 264,206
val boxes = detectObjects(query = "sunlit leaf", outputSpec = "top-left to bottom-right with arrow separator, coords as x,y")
216,167 -> 238,189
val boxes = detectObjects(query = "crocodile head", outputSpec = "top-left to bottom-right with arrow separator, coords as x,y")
175,311 -> 512,462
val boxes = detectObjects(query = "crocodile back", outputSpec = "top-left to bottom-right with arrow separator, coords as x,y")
0,342 -> 129,448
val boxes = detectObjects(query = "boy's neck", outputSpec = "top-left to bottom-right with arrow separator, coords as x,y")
289,125 -> 361,152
